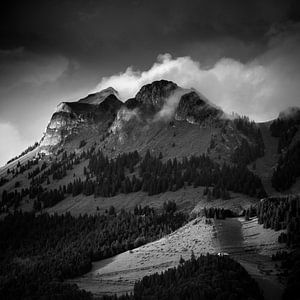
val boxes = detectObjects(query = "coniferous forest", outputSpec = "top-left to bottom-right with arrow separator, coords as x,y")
231,116 -> 265,165
257,195 -> 300,247
269,114 -> 300,153
1,148 -> 267,212
0,203 -> 187,299
101,254 -> 263,300
257,195 -> 300,300
271,141 -> 300,191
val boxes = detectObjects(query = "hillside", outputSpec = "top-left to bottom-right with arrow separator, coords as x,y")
0,80 -> 271,214
0,79 -> 300,300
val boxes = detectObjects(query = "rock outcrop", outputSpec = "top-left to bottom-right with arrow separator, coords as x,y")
135,80 -> 178,112
40,91 -> 122,150
175,91 -> 223,126
78,87 -> 119,105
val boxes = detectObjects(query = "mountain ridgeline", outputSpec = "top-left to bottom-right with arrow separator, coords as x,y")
0,80 -> 271,215
1,79 -> 300,300
39,80 -> 264,164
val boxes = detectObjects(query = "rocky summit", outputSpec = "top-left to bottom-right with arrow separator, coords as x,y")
135,80 -> 178,111
40,80 -> 218,151
78,87 -> 119,105
175,91 -> 223,125
1,79 -> 300,300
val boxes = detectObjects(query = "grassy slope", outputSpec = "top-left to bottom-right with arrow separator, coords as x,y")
70,216 -> 285,299
215,217 -> 285,300
0,147 -> 39,177
45,185 -> 258,216
0,117 -> 291,300
68,217 -> 215,296
2,115 -> 300,217
103,119 -> 216,160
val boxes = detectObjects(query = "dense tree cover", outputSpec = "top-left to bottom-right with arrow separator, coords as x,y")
278,250 -> 300,300
27,161 -> 47,179
6,141 -> 39,164
270,115 -> 300,153
203,186 -> 231,201
203,207 -> 236,219
1,147 -> 266,213
0,149 -> 90,211
79,139 -> 87,148
102,254 -> 263,300
2,144 -> 266,212
231,116 -> 265,165
231,138 -> 264,166
0,177 -> 8,187
33,186 -> 65,209
271,250 -> 300,300
0,203 -> 187,299
257,196 -> 300,299
272,141 -> 300,191
13,157 -> 39,176
88,150 -> 141,197
257,195 -> 300,247
87,150 -> 266,199
244,205 -> 257,221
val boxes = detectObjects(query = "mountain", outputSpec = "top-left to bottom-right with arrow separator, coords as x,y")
1,79 -> 274,215
175,91 -> 223,125
278,106 -> 300,120
135,79 -> 178,111
78,87 -> 119,105
3,79 -> 300,200
40,80 -> 230,158
1,79 -> 300,300
40,93 -> 122,151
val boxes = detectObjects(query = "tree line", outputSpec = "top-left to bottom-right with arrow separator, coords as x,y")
6,141 -> 39,164
257,195 -> 300,247
272,141 -> 300,191
0,202 -> 187,299
86,149 -> 266,199
231,116 -> 265,165
270,114 -> 300,153
2,147 -> 267,212
102,253 -> 263,300
258,195 -> 300,300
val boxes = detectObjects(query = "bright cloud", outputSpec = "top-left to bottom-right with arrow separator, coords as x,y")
96,28 -> 300,122
0,122 -> 31,167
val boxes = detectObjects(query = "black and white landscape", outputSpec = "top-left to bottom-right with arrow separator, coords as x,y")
0,1 -> 300,300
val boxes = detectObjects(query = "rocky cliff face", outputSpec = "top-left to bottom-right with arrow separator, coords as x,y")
39,80 -> 231,156
135,80 -> 178,112
175,91 -> 223,126
40,91 -> 122,151
78,87 -> 119,105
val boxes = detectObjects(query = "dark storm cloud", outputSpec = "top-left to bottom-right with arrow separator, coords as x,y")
1,0 -> 299,63
0,0 -> 300,166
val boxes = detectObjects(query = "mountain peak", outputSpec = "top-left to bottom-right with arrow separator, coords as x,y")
175,91 -> 223,125
135,80 -> 178,111
78,87 -> 119,105
278,106 -> 300,120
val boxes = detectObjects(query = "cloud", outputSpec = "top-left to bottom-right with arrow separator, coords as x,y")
95,25 -> 300,122
154,88 -> 192,122
0,48 -> 69,92
0,122 -> 31,167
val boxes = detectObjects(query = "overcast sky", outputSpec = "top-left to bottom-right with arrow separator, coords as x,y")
0,0 -> 300,166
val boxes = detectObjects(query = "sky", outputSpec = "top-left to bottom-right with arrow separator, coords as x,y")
0,0 -> 300,166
